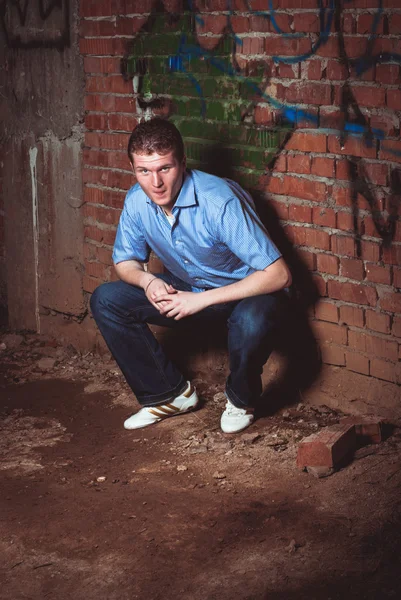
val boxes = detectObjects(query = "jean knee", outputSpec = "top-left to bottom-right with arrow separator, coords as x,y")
90,282 -> 116,319
229,295 -> 280,339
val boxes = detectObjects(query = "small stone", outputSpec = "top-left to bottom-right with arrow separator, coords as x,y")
37,357 -> 56,371
2,333 -> 24,349
213,392 -> 226,403
240,432 -> 261,444
176,465 -> 188,472
306,466 -> 335,479
213,471 -> 226,479
287,539 -> 298,554
96,476 -> 106,483
0,343 -> 6,352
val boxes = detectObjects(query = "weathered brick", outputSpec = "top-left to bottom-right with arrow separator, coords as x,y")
311,157 -> 335,178
288,204 -> 312,223
313,321 -> 348,345
321,344 -> 346,366
340,258 -> 364,281
370,358 -> 398,384
297,424 -> 356,469
328,281 -> 377,306
315,301 -> 339,323
312,207 -> 336,228
345,351 -> 370,376
339,305 -> 364,328
331,235 -> 356,258
348,330 -> 398,361
341,416 -> 383,444
379,291 -> 401,314
365,310 -> 391,335
316,253 -> 339,275
365,264 -> 391,286
286,132 -> 326,153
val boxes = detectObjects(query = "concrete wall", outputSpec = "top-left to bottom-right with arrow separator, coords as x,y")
0,0 -> 85,334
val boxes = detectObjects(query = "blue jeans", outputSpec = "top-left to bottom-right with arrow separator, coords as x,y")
90,273 -> 285,408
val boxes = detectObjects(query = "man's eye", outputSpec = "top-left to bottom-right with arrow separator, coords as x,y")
161,167 -> 170,172
140,170 -> 148,174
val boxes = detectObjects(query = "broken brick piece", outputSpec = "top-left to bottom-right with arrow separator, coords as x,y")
340,417 -> 383,444
297,423 -> 356,470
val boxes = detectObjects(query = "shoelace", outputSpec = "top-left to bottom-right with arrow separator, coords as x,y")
224,402 -> 246,415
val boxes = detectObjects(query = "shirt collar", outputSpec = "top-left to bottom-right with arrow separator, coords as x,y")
145,171 -> 197,212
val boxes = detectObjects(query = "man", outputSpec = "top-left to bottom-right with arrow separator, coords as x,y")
90,118 -> 291,434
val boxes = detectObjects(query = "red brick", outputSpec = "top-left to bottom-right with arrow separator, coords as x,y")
379,291 -> 401,314
376,64 -> 400,85
284,176 -> 327,202
357,13 -> 384,35
102,229 -> 117,246
287,154 -> 311,175
314,301 -> 339,323
341,417 -> 383,444
370,358 -> 398,384
270,199 -> 289,220
321,344 -> 346,366
313,273 -> 327,296
304,228 -> 331,250
326,60 -> 348,81
316,35 -> 340,58
332,185 -> 353,207
335,159 -> 350,181
83,275 -> 102,294
331,235 -> 356,257
264,36 -> 311,57
345,351 -> 370,376
297,424 -> 356,469
386,90 -> 401,111
365,264 -> 392,285
362,162 -> 388,186
328,135 -> 376,159
379,140 -> 401,163
97,247 -> 114,265
312,207 -> 336,228
348,86 -> 386,109
305,60 -> 324,81
382,245 -> 401,266
394,267 -> 401,289
286,132 -> 326,153
342,13 -> 354,34
392,316 -> 401,337
108,114 -> 138,132
316,253 -> 339,275
293,12 -> 320,32
84,242 -> 97,261
370,114 -> 397,137
84,225 -> 104,243
313,321 -> 348,345
363,216 -> 384,239
302,82 -> 332,105
80,0 -> 112,17
365,310 -> 391,334
85,260 -> 109,279
289,204 -> 312,223
336,211 -> 354,232
360,240 -> 381,263
348,330 -> 398,361
311,157 -> 335,178
340,258 -> 364,281
85,114 -> 108,131
328,281 -> 377,306
339,305 -> 364,328
297,248 -> 316,271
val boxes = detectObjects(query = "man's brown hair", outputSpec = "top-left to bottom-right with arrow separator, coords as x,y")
128,118 -> 185,163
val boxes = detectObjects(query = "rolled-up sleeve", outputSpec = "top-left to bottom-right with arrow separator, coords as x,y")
215,196 -> 281,270
112,201 -> 150,265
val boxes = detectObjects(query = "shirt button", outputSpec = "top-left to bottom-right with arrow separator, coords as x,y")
184,260 -> 188,264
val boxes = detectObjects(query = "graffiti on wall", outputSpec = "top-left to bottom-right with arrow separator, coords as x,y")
0,0 -> 70,49
123,0 -> 401,246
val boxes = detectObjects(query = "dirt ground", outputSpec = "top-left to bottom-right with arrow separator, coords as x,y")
1,331 -> 401,600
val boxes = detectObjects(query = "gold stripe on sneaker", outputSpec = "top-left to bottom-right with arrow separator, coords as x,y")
147,404 -> 180,418
182,385 -> 193,398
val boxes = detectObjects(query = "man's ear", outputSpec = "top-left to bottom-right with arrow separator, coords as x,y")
129,161 -> 135,175
182,155 -> 187,170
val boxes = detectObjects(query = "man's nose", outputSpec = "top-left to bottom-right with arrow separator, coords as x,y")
152,172 -> 162,187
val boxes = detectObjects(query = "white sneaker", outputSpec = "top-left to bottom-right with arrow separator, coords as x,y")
220,399 -> 254,434
124,382 -> 198,430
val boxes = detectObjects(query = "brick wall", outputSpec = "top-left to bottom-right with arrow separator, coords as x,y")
80,0 -> 401,386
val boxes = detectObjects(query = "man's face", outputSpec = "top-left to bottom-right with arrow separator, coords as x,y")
131,150 -> 186,215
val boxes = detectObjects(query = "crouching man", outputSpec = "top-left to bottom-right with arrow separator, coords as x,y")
90,118 -> 291,434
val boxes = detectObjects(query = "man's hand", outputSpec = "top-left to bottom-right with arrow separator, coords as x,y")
157,291 -> 209,320
145,278 -> 177,310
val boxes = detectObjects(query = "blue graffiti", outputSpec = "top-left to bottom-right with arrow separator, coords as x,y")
165,1 -> 401,158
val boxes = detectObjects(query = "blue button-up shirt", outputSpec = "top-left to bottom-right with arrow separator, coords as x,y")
113,169 -> 281,292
